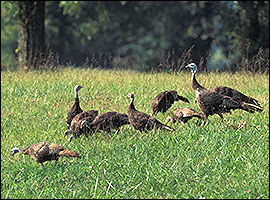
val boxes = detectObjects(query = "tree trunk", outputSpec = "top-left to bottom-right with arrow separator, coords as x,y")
18,1 -> 45,70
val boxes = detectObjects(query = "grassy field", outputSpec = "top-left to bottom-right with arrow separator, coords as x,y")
1,68 -> 269,199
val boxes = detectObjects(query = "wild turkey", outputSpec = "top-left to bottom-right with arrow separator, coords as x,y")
184,63 -> 263,124
210,86 -> 262,110
65,85 -> 83,128
166,107 -> 204,123
151,90 -> 189,116
68,111 -> 130,142
64,110 -> 99,139
11,142 -> 81,168
127,93 -> 174,132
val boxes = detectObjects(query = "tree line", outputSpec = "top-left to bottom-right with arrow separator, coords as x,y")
1,1 -> 269,73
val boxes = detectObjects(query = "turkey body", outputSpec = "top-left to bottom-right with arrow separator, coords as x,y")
65,110 -> 99,139
169,107 -> 204,123
11,142 -> 81,168
82,111 -> 130,135
211,86 -> 262,109
196,89 -> 246,118
128,93 -> 174,132
151,90 -> 189,116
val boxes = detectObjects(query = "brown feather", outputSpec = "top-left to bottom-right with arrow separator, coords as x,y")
151,90 -> 189,116
185,63 -> 262,124
68,110 -> 99,138
170,107 -> 204,123
128,93 -> 174,132
58,149 -> 81,158
81,111 -> 130,136
211,86 -> 262,108
65,85 -> 83,128
11,142 -> 81,168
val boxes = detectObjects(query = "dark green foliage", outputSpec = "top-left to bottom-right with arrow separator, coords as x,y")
1,1 -> 269,72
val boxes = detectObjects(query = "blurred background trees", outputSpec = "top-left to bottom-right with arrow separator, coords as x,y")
1,1 -> 269,72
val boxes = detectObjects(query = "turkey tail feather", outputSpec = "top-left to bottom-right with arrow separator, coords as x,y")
251,98 -> 261,107
59,149 -> 81,158
241,102 -> 263,113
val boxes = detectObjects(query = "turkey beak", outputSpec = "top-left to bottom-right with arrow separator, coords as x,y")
184,65 -> 190,70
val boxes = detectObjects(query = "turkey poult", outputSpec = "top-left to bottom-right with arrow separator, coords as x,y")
151,90 -> 189,116
210,86 -> 263,110
166,107 -> 204,124
11,142 -> 81,168
64,110 -> 99,140
68,111 -> 130,142
127,93 -> 174,132
65,85 -> 83,128
184,63 -> 263,124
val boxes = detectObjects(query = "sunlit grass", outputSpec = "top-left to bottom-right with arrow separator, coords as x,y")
1,68 -> 269,199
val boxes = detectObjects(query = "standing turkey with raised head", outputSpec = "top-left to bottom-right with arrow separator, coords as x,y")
65,85 -> 83,128
184,63 -> 263,125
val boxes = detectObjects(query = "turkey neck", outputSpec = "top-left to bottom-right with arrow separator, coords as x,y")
191,70 -> 205,91
74,89 -> 79,102
129,97 -> 135,110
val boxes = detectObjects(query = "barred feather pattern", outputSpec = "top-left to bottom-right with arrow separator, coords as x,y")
11,142 -> 81,167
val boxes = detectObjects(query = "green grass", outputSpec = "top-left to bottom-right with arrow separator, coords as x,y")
1,68 -> 269,199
